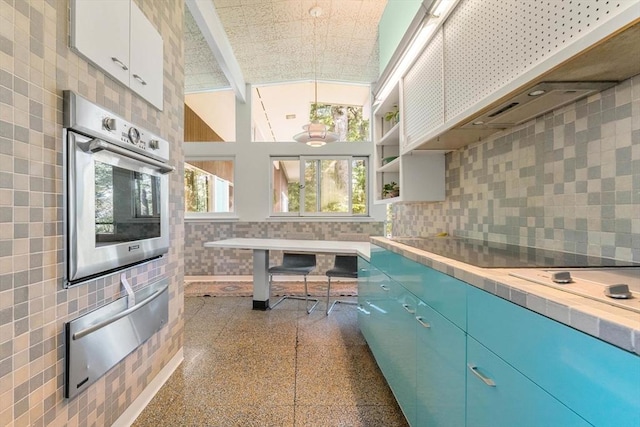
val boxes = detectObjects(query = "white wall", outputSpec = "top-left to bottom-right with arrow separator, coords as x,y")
184,140 -> 387,222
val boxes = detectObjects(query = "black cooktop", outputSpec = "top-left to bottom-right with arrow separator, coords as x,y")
390,237 -> 640,268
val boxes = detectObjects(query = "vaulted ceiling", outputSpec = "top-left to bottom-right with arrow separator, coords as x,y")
184,0 -> 388,93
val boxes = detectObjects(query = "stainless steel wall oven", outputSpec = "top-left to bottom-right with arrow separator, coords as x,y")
63,91 -> 174,286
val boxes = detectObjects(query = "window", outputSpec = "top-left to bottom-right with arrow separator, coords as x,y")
271,156 -> 368,216
311,103 -> 369,142
185,159 -> 234,214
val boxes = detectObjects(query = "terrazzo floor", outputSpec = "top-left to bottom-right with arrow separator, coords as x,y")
133,296 -> 409,427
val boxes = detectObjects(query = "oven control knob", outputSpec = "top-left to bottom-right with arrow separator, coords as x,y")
102,117 -> 116,131
128,127 -> 141,145
149,139 -> 160,150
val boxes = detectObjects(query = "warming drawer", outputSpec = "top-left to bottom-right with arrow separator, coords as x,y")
64,277 -> 169,399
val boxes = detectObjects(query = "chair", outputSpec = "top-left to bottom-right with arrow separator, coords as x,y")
269,253 -> 318,314
325,255 -> 358,315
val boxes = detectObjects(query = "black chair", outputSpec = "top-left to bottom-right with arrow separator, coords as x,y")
269,253 -> 318,314
325,255 -> 358,315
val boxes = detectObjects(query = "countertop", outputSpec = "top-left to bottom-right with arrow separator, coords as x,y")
204,238 -> 371,259
371,236 -> 640,355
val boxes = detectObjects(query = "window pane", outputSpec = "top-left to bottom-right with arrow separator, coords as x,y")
185,160 -> 234,213
272,160 -> 300,213
352,159 -> 367,214
319,159 -> 349,213
304,160 -> 318,213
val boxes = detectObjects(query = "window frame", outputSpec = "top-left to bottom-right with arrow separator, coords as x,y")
184,156 -> 237,219
270,155 -> 369,218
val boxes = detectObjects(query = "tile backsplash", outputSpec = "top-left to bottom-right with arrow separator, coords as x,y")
393,76 -> 639,262
0,1 -> 185,426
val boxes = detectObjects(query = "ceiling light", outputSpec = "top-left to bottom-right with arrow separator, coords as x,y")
528,89 -> 546,96
293,6 -> 339,146
472,120 -> 485,125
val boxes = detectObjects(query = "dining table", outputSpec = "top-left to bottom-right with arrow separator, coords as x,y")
204,238 -> 370,310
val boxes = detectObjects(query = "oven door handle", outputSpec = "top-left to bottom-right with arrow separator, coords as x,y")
80,139 -> 175,174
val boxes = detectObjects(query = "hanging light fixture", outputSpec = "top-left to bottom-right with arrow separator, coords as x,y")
293,6 -> 339,147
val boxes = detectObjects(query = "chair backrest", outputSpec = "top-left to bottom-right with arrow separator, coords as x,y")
331,255 -> 358,275
281,253 -> 317,269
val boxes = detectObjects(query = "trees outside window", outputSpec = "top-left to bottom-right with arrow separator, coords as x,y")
311,103 -> 370,142
272,156 -> 368,216
184,159 -> 234,213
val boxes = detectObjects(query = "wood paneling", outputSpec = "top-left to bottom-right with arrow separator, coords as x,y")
184,104 -> 224,142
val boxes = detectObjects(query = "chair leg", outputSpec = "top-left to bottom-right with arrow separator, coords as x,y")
326,276 -> 332,315
303,275 -> 319,314
270,274 -> 319,314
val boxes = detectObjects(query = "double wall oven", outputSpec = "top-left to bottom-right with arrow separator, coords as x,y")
63,91 -> 174,286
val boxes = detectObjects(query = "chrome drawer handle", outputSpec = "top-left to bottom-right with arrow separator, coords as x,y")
468,364 -> 496,387
133,74 -> 147,86
402,303 -> 415,314
415,316 -> 431,328
380,284 -> 390,291
111,56 -> 128,70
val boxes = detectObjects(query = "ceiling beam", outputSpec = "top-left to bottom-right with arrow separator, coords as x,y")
185,0 -> 247,103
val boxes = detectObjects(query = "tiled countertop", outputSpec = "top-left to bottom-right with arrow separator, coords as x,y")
371,237 -> 640,355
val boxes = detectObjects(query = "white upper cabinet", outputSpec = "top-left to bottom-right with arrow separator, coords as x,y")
70,0 -> 164,110
129,2 -> 163,110
70,0 -> 130,87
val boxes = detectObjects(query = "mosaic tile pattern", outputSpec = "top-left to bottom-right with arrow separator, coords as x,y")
393,76 -> 640,263
184,221 -> 385,276
0,1 -> 185,426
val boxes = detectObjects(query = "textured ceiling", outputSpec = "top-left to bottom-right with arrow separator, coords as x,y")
184,0 -> 388,93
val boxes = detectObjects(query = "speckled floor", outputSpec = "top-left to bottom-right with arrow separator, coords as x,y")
133,296 -> 409,427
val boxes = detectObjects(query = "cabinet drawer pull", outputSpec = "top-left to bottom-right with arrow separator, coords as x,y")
133,74 -> 147,85
357,304 -> 370,315
402,303 -> 415,314
380,284 -> 390,291
415,316 -> 431,328
468,364 -> 496,387
111,57 -> 128,71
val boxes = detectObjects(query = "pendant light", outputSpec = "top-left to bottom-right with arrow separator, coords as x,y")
293,6 -> 339,147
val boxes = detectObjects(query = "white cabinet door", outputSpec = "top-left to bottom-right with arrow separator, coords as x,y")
70,0 -> 130,86
129,2 -> 163,110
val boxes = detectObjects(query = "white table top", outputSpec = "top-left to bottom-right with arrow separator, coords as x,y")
204,238 -> 370,259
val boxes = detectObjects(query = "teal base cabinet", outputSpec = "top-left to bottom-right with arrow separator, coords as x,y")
415,300 -> 465,426
362,246 -> 640,427
468,285 -> 640,427
467,336 -> 590,427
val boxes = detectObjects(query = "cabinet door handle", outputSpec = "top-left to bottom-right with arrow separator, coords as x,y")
111,57 -> 128,71
133,74 -> 147,86
380,284 -> 390,291
415,316 -> 431,328
468,364 -> 496,387
357,304 -> 370,315
402,303 -> 415,314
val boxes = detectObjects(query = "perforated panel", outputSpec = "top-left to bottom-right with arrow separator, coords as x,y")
403,29 -> 444,148
443,0 -> 626,120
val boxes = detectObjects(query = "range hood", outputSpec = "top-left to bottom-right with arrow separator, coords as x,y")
460,81 -> 617,129
414,22 -> 640,151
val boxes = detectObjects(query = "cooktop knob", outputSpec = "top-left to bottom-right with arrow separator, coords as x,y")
149,139 -> 159,150
102,117 -> 116,131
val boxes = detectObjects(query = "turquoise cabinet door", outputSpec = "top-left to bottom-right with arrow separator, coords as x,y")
467,337 -> 591,427
415,300 -> 466,427
387,284 -> 417,426
468,286 -> 640,427
357,257 -> 372,342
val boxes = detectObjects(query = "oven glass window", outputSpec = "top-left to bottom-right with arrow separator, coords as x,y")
94,161 -> 161,245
